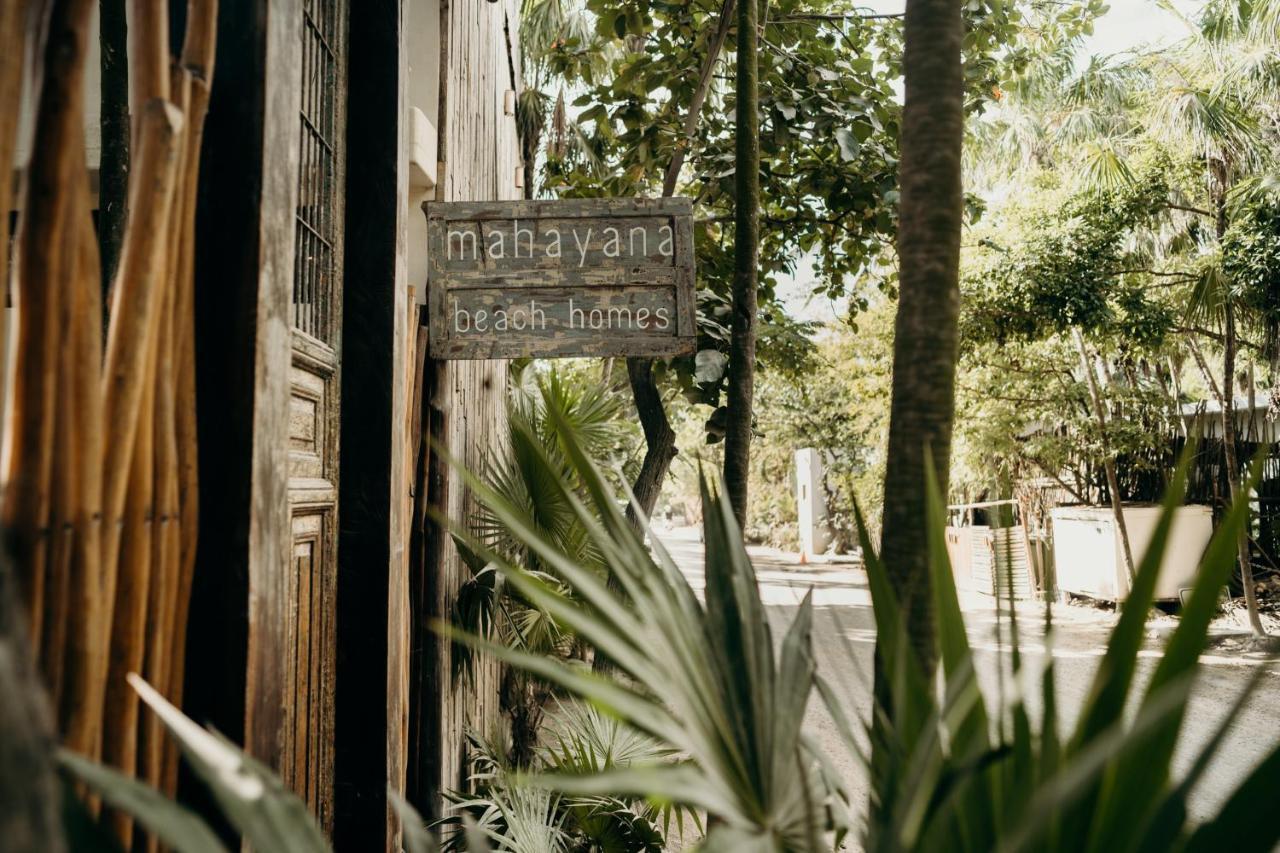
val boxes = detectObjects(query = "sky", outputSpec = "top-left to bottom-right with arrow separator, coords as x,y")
778,0 -> 1208,325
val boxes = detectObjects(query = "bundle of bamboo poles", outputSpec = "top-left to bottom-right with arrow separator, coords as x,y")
0,0 -> 216,845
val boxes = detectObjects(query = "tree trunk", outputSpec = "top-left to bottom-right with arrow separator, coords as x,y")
722,0 -> 760,528
1210,162 -> 1265,637
98,0 -> 129,294
625,358 -> 678,528
624,0 -> 736,528
877,0 -> 965,674
593,358 -> 679,673
1072,328 -> 1136,583
1220,304 -> 1266,635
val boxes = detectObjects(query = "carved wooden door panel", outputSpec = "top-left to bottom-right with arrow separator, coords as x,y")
284,0 -> 346,834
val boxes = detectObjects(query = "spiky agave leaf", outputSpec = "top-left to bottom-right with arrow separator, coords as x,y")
444,404 -> 836,849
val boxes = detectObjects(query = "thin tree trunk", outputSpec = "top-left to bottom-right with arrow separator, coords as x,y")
1188,334 -> 1265,635
595,358 -> 677,672
722,0 -> 760,527
877,0 -> 965,674
661,0 -> 734,198
99,0 -> 129,293
624,0 -> 736,527
625,358 -> 678,526
1220,305 -> 1265,635
1210,161 -> 1265,636
1072,328 -> 1136,583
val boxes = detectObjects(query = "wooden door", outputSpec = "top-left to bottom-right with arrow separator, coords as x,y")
284,0 -> 347,833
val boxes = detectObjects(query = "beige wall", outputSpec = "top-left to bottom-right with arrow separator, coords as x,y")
15,6 -> 104,180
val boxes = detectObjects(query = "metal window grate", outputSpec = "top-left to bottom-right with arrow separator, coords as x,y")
293,0 -> 341,343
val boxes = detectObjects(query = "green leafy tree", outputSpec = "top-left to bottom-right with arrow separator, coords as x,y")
544,0 -> 906,524
1144,0 -> 1280,635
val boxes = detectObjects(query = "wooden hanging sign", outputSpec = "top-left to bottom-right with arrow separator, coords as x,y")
425,197 -> 696,359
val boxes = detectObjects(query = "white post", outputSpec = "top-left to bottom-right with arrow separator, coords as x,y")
795,448 -> 832,561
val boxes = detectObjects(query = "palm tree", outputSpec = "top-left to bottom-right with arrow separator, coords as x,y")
879,0 -> 966,673
1146,0 -> 1280,636
517,0 -> 613,198
968,0 -> 1280,636
459,364 -> 637,762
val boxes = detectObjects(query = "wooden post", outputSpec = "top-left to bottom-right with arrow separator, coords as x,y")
335,0 -> 409,848
180,0 -> 294,840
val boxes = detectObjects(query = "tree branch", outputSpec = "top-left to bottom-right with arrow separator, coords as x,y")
1165,202 -> 1213,218
774,12 -> 905,21
662,0 -> 735,196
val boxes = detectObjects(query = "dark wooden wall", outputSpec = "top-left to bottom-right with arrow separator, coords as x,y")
184,0 -> 519,846
183,0 -> 300,840
334,0 -> 412,849
411,0 -> 520,819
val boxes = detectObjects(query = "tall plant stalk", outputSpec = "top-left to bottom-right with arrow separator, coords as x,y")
722,0 -> 760,527
625,0 -> 735,527
1072,327 -> 1136,582
2,2 -> 216,846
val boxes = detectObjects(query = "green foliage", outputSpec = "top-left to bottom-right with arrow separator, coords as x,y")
436,704 -> 689,852
962,170 -> 1175,347
535,0 -> 1078,443
451,416 -> 1280,852
851,453 -> 1280,852
456,364 -> 639,763
447,408 -> 841,849
1224,201 -> 1280,357
475,363 -> 633,575
958,0 -> 1280,501
57,674 -> 396,853
669,310 -> 892,549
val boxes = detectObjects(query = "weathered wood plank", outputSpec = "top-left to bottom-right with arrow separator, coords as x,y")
182,0 -> 300,843
333,0 -> 409,847
437,217 -> 679,272
425,197 -> 696,360
436,287 -> 679,359
413,0 -> 519,824
425,196 -> 691,221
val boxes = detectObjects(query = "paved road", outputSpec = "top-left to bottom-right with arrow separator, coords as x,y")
655,526 -> 1280,824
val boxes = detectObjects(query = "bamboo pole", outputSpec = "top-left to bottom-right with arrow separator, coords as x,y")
97,96 -> 183,686
42,145 -> 99,732
103,335 -> 156,846
0,0 -> 27,284
0,0 -> 30,461
129,0 -> 171,110
163,0 -> 218,796
41,209 -> 82,710
60,195 -> 104,756
100,0 -> 182,619
4,0 -> 96,662
139,63 -> 190,802
95,98 -> 182,843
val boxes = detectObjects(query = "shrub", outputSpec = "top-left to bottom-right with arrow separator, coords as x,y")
452,419 -> 1280,852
